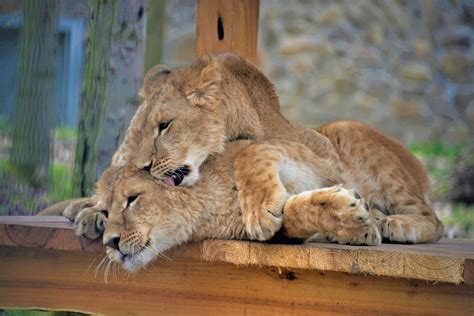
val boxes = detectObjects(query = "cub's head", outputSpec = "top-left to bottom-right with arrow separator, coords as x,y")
126,55 -> 227,187
102,164 -> 197,272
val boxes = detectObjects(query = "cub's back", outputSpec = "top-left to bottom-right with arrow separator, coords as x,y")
316,121 -> 429,194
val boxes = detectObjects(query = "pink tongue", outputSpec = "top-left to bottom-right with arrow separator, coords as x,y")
164,176 -> 176,187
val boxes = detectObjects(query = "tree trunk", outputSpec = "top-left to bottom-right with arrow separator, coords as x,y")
144,0 -> 165,74
9,0 -> 59,188
93,0 -> 146,180
72,0 -> 117,197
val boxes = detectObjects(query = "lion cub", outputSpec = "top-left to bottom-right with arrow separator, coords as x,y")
48,54 -> 444,245
101,140 -> 378,272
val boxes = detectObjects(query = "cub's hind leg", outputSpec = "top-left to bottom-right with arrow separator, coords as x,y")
234,140 -> 344,241
380,198 -> 444,243
317,121 -> 444,243
283,186 -> 381,245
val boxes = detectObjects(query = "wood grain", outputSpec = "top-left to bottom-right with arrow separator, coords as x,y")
0,216 -> 103,252
196,0 -> 259,64
200,240 -> 472,284
0,246 -> 473,315
0,216 -> 473,284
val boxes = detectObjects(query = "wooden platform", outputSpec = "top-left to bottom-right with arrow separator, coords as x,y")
0,216 -> 473,314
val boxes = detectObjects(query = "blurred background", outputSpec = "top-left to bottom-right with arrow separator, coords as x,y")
0,0 -> 473,238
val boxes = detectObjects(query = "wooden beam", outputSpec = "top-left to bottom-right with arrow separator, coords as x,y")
0,216 -> 102,252
1,246 -> 473,315
196,0 -> 259,64
0,216 -> 473,284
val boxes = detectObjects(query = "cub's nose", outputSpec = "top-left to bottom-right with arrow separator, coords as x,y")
105,236 -> 121,251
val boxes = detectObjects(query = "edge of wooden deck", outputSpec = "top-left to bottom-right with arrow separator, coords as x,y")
0,216 -> 472,284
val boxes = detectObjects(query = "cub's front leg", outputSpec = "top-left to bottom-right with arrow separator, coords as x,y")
66,166 -> 119,239
234,144 -> 288,241
283,186 -> 381,245
62,195 -> 101,221
62,196 -> 109,240
39,196 -> 108,240
234,140 -> 344,241
72,205 -> 108,240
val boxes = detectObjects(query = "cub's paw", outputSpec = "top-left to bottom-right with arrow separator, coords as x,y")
380,215 -> 419,243
283,185 -> 374,242
310,186 -> 372,240
74,207 -> 108,240
240,186 -> 288,241
341,223 -> 381,246
330,187 -> 373,238
63,197 -> 100,222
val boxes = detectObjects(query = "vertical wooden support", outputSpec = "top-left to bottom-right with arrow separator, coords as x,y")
196,0 -> 259,64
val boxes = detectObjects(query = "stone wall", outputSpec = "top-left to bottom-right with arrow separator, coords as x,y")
259,0 -> 474,145
164,0 -> 474,145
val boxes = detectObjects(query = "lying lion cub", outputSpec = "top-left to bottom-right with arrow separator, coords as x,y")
101,140 -> 379,272
43,53 -> 444,245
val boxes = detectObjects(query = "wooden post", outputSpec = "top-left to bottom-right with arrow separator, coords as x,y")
196,0 -> 259,64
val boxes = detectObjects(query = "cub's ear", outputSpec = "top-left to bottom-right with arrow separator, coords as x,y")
140,64 -> 172,97
186,54 -> 222,107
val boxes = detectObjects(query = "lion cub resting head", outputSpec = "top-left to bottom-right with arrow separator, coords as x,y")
104,144 -> 248,272
103,164 -> 197,272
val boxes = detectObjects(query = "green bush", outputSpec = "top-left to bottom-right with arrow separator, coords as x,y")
0,160 -> 73,215
409,142 -> 469,200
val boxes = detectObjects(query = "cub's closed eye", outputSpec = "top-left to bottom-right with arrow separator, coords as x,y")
126,194 -> 140,208
158,120 -> 172,134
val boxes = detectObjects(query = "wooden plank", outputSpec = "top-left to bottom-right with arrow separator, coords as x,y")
0,246 -> 473,315
196,0 -> 259,64
0,216 -> 103,253
201,240 -> 471,284
0,216 -> 473,284
465,259 -> 474,285
0,216 -> 74,228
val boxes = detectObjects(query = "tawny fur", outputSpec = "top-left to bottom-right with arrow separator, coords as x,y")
123,54 -> 443,243
101,140 -> 378,272
42,53 -> 444,246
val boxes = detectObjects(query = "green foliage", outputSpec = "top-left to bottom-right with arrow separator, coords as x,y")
54,126 -> 77,142
0,115 -> 11,134
48,163 -> 74,202
409,142 -> 469,199
409,141 -> 474,238
441,203 -> 474,239
0,160 -> 72,215
409,142 -> 468,163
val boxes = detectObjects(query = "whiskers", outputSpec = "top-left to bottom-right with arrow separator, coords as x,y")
86,252 -> 128,284
150,152 -> 190,184
136,240 -> 172,263
85,240 -> 173,284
